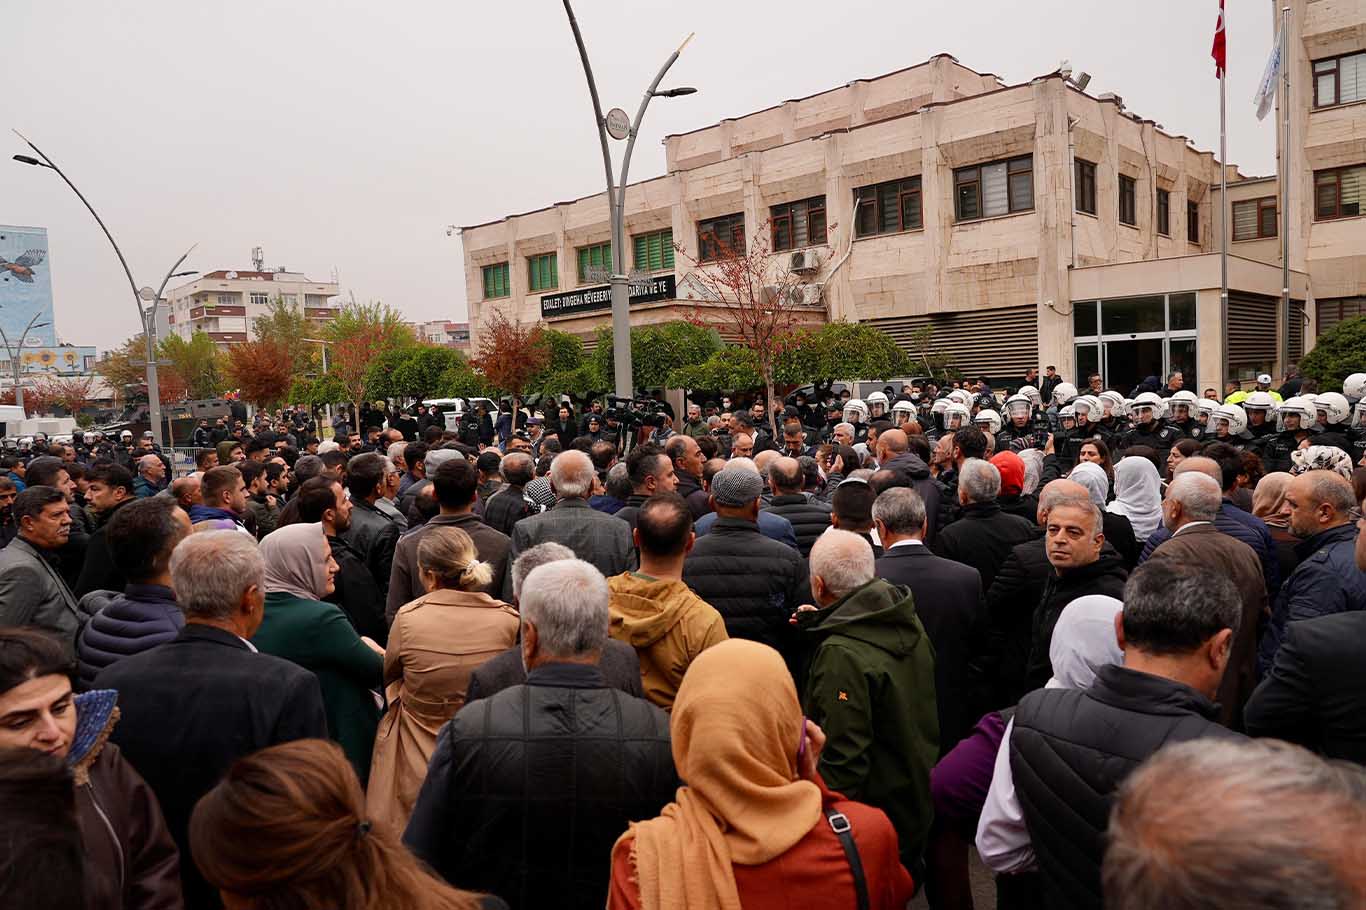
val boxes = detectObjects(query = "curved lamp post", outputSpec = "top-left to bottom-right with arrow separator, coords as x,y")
13,130 -> 195,448
0,312 -> 51,411
561,2 -> 695,400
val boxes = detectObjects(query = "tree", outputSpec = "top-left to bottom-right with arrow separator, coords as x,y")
253,297 -> 318,380
30,374 -> 97,417
589,322 -> 720,393
362,347 -> 416,402
778,321 -> 913,392
667,345 -> 762,392
391,346 -> 469,402
322,302 -> 414,426
96,334 -> 187,405
904,326 -> 957,383
1300,316 -> 1366,392
530,329 -> 607,409
159,331 -> 222,400
676,221 -> 814,435
436,362 -> 492,399
223,339 -> 295,409
471,309 -> 551,433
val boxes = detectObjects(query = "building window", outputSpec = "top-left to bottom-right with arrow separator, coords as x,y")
1232,197 -> 1278,240
1314,164 -> 1365,220
527,253 -> 558,292
1187,200 -> 1200,243
1314,52 -> 1366,108
772,196 -> 828,249
955,155 -> 1033,222
576,242 -> 611,283
216,294 -> 237,307
633,229 -> 674,272
482,262 -> 510,299
1075,160 -> 1097,215
249,293 -> 269,307
853,178 -> 922,237
698,213 -> 746,261
1156,189 -> 1171,235
1118,175 -> 1137,226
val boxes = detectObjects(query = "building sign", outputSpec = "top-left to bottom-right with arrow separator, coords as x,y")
540,274 -> 676,318
0,225 -> 58,352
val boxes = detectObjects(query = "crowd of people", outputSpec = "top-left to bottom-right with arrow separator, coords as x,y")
3,363 -> 1366,910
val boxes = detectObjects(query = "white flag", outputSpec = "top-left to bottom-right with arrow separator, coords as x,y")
1254,34 -> 1281,121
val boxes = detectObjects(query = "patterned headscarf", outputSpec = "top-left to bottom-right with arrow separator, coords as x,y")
1290,445 -> 1354,479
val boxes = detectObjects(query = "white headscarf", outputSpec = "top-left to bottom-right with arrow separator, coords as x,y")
1107,456 -> 1164,540
1068,462 -> 1109,508
1047,595 -> 1124,689
1018,449 -> 1045,496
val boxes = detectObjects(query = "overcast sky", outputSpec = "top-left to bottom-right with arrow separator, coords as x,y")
6,0 -> 1278,351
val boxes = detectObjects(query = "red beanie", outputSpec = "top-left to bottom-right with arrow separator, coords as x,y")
991,451 -> 1025,496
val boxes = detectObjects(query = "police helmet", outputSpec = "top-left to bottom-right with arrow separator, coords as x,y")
974,409 -> 1002,434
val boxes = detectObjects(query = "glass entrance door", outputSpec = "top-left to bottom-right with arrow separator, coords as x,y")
1073,293 -> 1197,395
1101,338 -> 1166,395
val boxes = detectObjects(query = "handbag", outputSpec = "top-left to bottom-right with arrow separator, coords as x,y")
825,807 -> 871,910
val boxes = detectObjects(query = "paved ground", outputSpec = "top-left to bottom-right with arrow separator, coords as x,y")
910,849 -> 996,909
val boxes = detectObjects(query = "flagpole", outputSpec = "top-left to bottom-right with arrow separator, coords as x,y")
1280,6 -> 1292,371
1219,19 -> 1229,394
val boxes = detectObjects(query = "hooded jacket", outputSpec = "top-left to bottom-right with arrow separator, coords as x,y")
880,451 -> 948,544
607,572 -> 729,710
799,578 -> 939,867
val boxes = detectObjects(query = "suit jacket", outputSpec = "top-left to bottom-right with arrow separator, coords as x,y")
502,499 -> 634,600
1245,610 -> 1366,763
0,536 -> 81,650
465,638 -> 644,704
1148,523 -> 1267,728
875,542 -> 987,753
95,624 -> 328,909
388,512 -> 510,623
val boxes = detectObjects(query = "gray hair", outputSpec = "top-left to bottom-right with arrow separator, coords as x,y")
872,487 -> 927,536
424,448 -> 463,473
1166,472 -> 1222,522
1105,738 -> 1366,910
1047,496 -> 1104,539
519,558 -> 610,658
511,541 -> 576,602
387,441 -> 407,461
726,456 -> 759,474
834,422 -> 855,436
138,453 -> 162,474
549,450 -> 595,499
1122,561 -> 1241,654
604,461 -> 633,501
169,531 -> 265,621
293,454 -> 323,482
958,458 -> 1001,504
810,528 -> 875,599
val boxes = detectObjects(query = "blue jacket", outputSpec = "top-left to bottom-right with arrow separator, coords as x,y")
1140,500 -> 1279,597
1259,523 -> 1366,672
695,508 -> 799,550
76,584 -> 184,690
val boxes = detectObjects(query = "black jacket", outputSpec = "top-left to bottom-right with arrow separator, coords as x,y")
932,501 -> 1036,592
404,663 -> 677,910
1011,665 -> 1241,910
76,584 -> 183,690
1246,610 -> 1366,763
74,498 -> 134,598
875,543 -> 986,753
673,470 -> 712,520
762,493 -> 832,557
342,498 -> 402,599
482,484 -> 532,538
96,624 -> 328,908
880,452 -> 949,544
997,492 -> 1039,523
682,516 -> 811,656
465,640 -> 645,703
612,493 -> 651,532
1025,550 -> 1129,690
324,534 -> 389,645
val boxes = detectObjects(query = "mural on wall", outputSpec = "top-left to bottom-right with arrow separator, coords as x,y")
0,225 -> 59,357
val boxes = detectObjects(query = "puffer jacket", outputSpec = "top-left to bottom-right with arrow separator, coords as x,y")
1025,550 -> 1129,690
403,663 -> 677,910
1259,523 -> 1366,671
880,452 -> 949,544
607,572 -> 729,710
76,585 -> 184,690
71,690 -> 184,910
762,494 -> 832,557
681,516 -> 810,657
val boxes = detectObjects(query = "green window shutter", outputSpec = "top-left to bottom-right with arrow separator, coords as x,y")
660,229 -> 674,269
483,263 -> 510,299
577,248 -> 590,281
633,234 -> 647,270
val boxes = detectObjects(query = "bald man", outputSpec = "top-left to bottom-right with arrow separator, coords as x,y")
134,453 -> 168,498
170,474 -> 202,514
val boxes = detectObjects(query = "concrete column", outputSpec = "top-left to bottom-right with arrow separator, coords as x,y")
919,106 -> 947,317
1035,78 -> 1074,377
824,134 -> 854,321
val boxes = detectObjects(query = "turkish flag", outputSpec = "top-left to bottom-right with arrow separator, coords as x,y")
1212,0 -> 1226,77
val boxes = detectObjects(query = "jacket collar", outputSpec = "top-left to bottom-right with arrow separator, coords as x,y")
526,661 -> 606,689
879,540 -> 929,557
1295,522 -> 1357,559
709,515 -> 760,535
1087,664 -> 1221,721
552,498 -> 593,511
179,623 -> 252,650
122,583 -> 177,604
959,501 -> 1003,519
68,689 -> 119,785
768,493 -> 810,506
430,511 -> 478,528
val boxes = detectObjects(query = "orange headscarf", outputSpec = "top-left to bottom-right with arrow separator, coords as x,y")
617,639 -> 823,910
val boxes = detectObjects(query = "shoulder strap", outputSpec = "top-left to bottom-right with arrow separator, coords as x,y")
825,807 -> 870,910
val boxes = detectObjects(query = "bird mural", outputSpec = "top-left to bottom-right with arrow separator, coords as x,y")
0,250 -> 45,283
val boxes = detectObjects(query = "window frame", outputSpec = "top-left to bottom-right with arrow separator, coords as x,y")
575,241 -> 612,284
771,195 -> 828,250
954,155 -> 1033,223
632,228 -> 675,272
1313,51 -> 1365,108
1075,159 -> 1097,215
1156,188 -> 1171,236
1232,196 -> 1279,240
526,252 -> 558,292
481,262 -> 510,300
1118,174 -> 1137,226
853,178 -> 923,238
1187,200 -> 1200,243
1314,164 -> 1366,221
697,213 -> 746,262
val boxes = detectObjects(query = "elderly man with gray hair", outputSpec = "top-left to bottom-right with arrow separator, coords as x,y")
466,542 -> 644,704
95,531 -> 328,907
405,558 -> 675,910
794,527 -> 939,873
1147,470 -> 1266,727
501,449 -> 635,599
932,457 -> 1036,591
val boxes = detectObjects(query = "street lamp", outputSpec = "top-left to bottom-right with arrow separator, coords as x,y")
561,1 -> 696,400
12,132 -> 195,449
0,313 -> 51,411
301,338 -> 333,429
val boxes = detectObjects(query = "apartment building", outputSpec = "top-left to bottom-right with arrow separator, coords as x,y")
464,17 -> 1362,393
411,319 -> 472,352
165,268 -> 340,348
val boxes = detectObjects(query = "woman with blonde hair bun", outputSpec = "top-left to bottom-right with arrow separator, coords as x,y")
191,738 -> 504,909
368,527 -> 519,831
